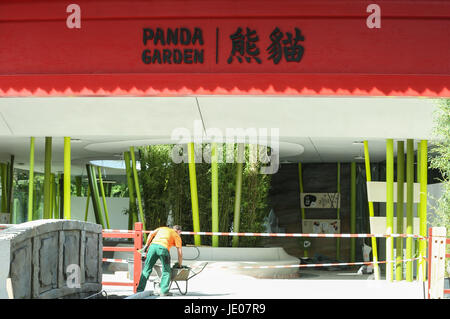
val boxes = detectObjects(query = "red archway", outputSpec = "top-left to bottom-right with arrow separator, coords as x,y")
0,0 -> 449,97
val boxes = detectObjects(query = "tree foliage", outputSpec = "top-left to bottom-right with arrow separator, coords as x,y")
429,99 -> 450,234
137,144 -> 271,247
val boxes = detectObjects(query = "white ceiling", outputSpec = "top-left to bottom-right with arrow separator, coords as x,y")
0,96 -> 439,175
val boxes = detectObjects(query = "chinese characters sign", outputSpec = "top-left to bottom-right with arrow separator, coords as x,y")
141,26 -> 305,67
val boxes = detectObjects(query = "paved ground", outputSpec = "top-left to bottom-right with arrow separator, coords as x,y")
101,267 -> 428,299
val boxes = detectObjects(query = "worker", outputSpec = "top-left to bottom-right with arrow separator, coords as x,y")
136,225 -> 183,296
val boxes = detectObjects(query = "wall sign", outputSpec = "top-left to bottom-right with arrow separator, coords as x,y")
302,219 -> 340,234
140,26 -> 305,67
300,193 -> 340,209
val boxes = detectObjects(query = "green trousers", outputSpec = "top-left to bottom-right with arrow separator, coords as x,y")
136,244 -> 171,293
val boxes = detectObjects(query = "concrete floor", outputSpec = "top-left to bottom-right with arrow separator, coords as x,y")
101,267 -> 428,299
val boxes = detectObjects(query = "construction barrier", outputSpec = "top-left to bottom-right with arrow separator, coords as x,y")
102,222 -> 143,293
427,227 -> 450,299
101,223 -> 436,294
176,231 -> 425,239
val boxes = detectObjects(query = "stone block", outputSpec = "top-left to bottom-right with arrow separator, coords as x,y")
0,219 -> 102,299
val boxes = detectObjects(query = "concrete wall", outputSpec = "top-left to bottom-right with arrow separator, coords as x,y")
0,219 -> 102,299
70,196 -> 129,229
268,163 -> 353,260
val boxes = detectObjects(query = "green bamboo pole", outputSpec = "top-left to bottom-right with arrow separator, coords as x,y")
43,137 -> 52,219
7,156 -> 14,221
84,186 -> 91,222
350,162 -> 356,263
396,141 -> 405,281
232,144 -> 244,248
363,140 -> 380,280
336,162 -> 341,261
298,163 -> 305,220
7,156 -> 14,222
124,151 -> 138,230
86,164 -> 105,228
130,146 -> 146,231
405,139 -> 414,282
298,162 -> 308,257
386,139 -> 394,282
416,142 -> 421,280
63,137 -> 71,219
56,174 -> 61,219
188,143 -> 201,246
211,142 -> 219,247
59,174 -> 64,219
97,166 -> 110,229
418,140 -> 428,281
51,174 -> 57,219
27,137 -> 35,221
49,173 -> 54,219
1,164 -> 7,213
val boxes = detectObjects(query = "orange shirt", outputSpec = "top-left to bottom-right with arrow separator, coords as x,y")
149,227 -> 182,251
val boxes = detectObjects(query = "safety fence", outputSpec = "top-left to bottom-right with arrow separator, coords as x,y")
101,222 -> 442,295
102,222 -> 142,293
427,227 -> 450,299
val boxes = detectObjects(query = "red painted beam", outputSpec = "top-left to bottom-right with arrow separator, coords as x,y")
1,1 -> 449,21
1,73 -> 449,97
102,233 -> 134,239
0,0 -> 449,97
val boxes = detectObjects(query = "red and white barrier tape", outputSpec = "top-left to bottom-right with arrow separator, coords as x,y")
102,256 -> 422,269
178,231 -> 426,239
102,229 -> 135,233
103,258 -> 130,264
102,229 -> 426,239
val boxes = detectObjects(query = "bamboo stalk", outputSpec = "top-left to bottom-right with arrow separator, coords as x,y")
336,162 -> 341,261
49,173 -> 54,219
406,139 -> 414,281
350,162 -> 356,263
363,140 -> 380,280
27,137 -> 35,221
298,163 -> 305,220
51,173 -> 57,219
56,174 -> 61,219
43,137 -> 52,219
298,162 -> 308,257
188,143 -> 201,246
1,164 -> 7,213
84,186 -> 90,222
211,142 -> 219,247
130,146 -> 146,231
63,137 -> 71,219
86,164 -> 104,228
396,141 -> 405,281
97,166 -> 110,229
7,156 -> 14,222
419,140 -> 428,281
232,143 -> 244,247
386,139 -> 394,281
58,174 -> 64,219
124,151 -> 137,230
7,156 -> 14,221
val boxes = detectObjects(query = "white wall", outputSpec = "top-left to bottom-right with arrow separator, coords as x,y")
70,196 -> 129,229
